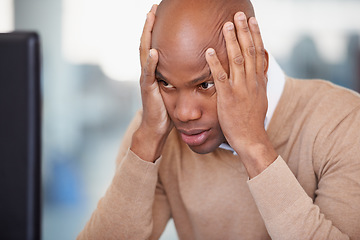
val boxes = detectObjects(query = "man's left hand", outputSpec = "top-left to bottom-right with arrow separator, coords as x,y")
205,12 -> 278,178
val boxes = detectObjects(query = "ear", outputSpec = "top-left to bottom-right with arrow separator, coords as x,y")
264,49 -> 269,75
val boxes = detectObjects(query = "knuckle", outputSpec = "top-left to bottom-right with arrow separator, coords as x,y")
251,24 -> 261,34
233,55 -> 244,65
241,25 -> 250,32
254,28 -> 261,34
144,71 -> 153,78
217,71 -> 228,81
229,32 -> 238,42
142,66 -> 152,77
247,46 -> 256,57
140,75 -> 145,86
257,47 -> 266,56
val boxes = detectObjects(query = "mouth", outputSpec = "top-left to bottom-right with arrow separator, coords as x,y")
178,128 -> 211,146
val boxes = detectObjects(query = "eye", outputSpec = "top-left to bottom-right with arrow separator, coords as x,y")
199,81 -> 214,90
158,79 -> 175,89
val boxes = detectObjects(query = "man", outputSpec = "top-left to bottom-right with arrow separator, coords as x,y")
78,0 -> 360,239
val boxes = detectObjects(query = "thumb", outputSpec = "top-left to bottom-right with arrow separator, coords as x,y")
141,48 -> 159,87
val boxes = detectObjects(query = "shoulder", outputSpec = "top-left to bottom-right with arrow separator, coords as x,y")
289,78 -> 360,109
283,78 -> 360,127
288,78 -> 360,174
288,77 -> 360,136
270,78 -> 360,138
272,77 -> 360,172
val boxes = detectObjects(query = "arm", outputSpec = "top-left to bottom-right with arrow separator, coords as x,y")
205,12 -> 359,239
247,156 -> 353,239
248,106 -> 360,239
77,112 -> 171,240
77,5 -> 173,239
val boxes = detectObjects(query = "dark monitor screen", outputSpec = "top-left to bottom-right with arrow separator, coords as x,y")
0,32 -> 41,240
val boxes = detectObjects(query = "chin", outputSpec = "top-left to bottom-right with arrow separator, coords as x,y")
187,138 -> 223,154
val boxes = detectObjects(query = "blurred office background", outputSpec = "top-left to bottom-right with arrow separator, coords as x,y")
0,0 -> 359,239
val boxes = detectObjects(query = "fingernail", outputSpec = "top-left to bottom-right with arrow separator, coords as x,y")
149,49 -> 153,57
225,22 -> 234,31
207,48 -> 215,56
238,12 -> 246,21
250,17 -> 258,25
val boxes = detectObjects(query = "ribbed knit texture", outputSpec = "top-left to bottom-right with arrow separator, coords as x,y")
78,78 -> 360,240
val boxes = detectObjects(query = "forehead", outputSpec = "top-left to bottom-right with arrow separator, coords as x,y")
155,33 -> 224,81
152,10 -> 229,81
155,38 -> 229,84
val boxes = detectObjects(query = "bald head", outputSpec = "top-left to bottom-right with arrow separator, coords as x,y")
152,0 -> 255,79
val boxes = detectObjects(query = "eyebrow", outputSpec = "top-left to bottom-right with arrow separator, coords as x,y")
155,70 -> 212,86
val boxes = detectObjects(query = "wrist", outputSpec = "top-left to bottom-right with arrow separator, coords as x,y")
235,138 -> 278,179
130,125 -> 170,162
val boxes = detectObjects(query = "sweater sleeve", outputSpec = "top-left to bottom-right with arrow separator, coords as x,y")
77,111 -> 171,240
247,107 -> 360,239
247,156 -> 351,240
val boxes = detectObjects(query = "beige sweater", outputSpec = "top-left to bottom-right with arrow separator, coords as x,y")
78,78 -> 360,240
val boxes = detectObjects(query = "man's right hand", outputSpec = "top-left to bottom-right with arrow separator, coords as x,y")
130,4 -> 173,162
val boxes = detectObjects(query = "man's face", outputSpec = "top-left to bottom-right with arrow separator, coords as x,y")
156,62 -> 225,154
153,27 -> 229,154
151,1 -> 242,154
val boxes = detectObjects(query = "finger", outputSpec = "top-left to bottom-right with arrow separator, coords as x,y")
141,49 -> 159,87
222,22 -> 245,84
149,4 -> 158,15
205,48 -> 231,96
234,12 -> 256,83
249,17 -> 267,89
140,6 -> 157,67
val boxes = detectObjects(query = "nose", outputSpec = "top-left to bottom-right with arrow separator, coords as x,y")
174,93 -> 201,123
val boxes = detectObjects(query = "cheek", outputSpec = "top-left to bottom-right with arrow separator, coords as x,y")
207,94 -> 218,117
199,93 -> 219,124
159,90 -> 175,114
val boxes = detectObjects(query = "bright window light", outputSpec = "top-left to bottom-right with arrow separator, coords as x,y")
62,0 -> 161,82
63,0 -> 360,80
0,0 -> 14,33
252,0 -> 360,63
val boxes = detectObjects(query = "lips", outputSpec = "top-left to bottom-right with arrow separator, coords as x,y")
178,128 -> 210,146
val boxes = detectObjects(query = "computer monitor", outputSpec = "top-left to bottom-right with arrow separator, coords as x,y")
0,32 -> 41,240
